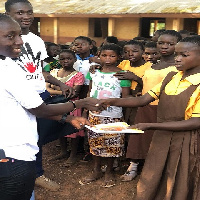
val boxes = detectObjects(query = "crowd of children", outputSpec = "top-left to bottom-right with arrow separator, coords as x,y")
0,1 -> 199,198
39,26 -> 200,199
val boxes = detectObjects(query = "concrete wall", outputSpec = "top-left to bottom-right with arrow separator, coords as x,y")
165,18 -> 184,31
58,18 -> 89,44
40,16 -> 186,45
113,17 -> 140,40
40,18 -> 54,42
40,17 -> 89,44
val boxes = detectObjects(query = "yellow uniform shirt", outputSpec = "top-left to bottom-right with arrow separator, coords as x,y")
118,60 -> 152,90
148,71 -> 200,120
142,66 -> 177,105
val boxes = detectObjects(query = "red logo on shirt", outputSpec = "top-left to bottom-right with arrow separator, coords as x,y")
24,62 -> 37,73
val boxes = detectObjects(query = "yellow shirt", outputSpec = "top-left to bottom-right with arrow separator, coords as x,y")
148,71 -> 200,120
118,60 -> 152,90
142,66 -> 177,105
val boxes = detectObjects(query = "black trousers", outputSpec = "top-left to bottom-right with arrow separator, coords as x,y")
0,159 -> 36,200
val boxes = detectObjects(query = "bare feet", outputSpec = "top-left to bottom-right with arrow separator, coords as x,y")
49,152 -> 69,161
62,157 -> 78,167
79,171 -> 103,185
102,173 -> 116,188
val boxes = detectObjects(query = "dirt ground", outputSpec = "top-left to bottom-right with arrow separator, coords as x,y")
34,139 -> 138,200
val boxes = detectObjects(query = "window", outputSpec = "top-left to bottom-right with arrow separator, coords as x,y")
140,18 -> 165,38
89,18 -> 108,38
150,20 -> 165,36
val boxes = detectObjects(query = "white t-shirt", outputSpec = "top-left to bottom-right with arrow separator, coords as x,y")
73,60 -> 91,85
0,58 -> 43,161
15,32 -> 48,94
88,70 -> 125,118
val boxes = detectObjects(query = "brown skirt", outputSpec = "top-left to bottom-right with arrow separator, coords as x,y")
136,129 -> 200,200
126,105 -> 157,160
124,107 -> 138,125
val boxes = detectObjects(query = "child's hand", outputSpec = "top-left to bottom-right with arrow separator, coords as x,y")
129,123 -> 151,131
89,56 -> 101,64
98,99 -> 111,109
89,63 -> 102,74
114,71 -> 137,81
59,83 -> 75,98
79,98 -> 106,112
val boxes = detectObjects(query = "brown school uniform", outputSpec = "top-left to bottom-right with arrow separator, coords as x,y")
136,72 -> 200,200
126,66 -> 177,159
118,61 -> 152,125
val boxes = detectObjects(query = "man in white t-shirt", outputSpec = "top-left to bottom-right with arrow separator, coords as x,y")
5,0 -> 75,192
0,14 -> 101,199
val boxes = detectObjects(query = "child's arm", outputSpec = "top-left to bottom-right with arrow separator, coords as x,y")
82,80 -> 92,118
121,87 -> 131,98
114,71 -> 143,86
73,85 -> 82,97
46,82 -> 62,95
87,80 -> 93,97
42,69 -> 75,98
99,93 -> 154,108
132,117 -> 200,132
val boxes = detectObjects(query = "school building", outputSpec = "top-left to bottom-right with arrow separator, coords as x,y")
1,0 -> 200,45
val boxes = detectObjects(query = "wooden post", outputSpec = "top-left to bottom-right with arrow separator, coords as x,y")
197,20 -> 200,35
53,18 -> 58,44
172,18 -> 183,31
108,18 -> 115,36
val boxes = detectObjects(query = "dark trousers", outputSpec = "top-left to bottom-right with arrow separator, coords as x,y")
36,91 -> 76,177
0,159 -> 36,200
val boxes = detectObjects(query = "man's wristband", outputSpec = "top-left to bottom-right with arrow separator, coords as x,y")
59,113 -> 68,124
69,100 -> 77,112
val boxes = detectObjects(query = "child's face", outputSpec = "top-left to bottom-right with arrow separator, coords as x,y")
143,47 -> 160,64
157,34 -> 178,56
48,46 -> 58,57
0,20 -> 23,58
175,42 -> 200,72
123,44 -> 143,63
6,2 -> 34,30
99,50 -> 118,66
59,52 -> 76,69
73,39 -> 92,54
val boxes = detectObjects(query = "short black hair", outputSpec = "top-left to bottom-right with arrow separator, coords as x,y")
117,40 -> 127,49
105,36 -> 118,44
154,29 -> 165,35
159,30 -> 182,42
133,37 -> 147,46
145,41 -> 157,49
5,0 -> 31,12
0,13 -> 15,23
46,42 -> 58,49
178,30 -> 190,35
99,43 -> 122,56
74,36 -> 92,45
125,40 -> 144,51
180,36 -> 200,47
59,49 -> 76,59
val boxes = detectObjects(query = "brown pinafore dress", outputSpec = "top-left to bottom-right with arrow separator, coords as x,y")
136,72 -> 200,200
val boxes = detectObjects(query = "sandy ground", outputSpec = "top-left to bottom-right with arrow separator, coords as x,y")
34,139 -> 138,200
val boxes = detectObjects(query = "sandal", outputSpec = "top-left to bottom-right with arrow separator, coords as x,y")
120,170 -> 137,182
102,179 -> 116,188
79,171 -> 103,185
